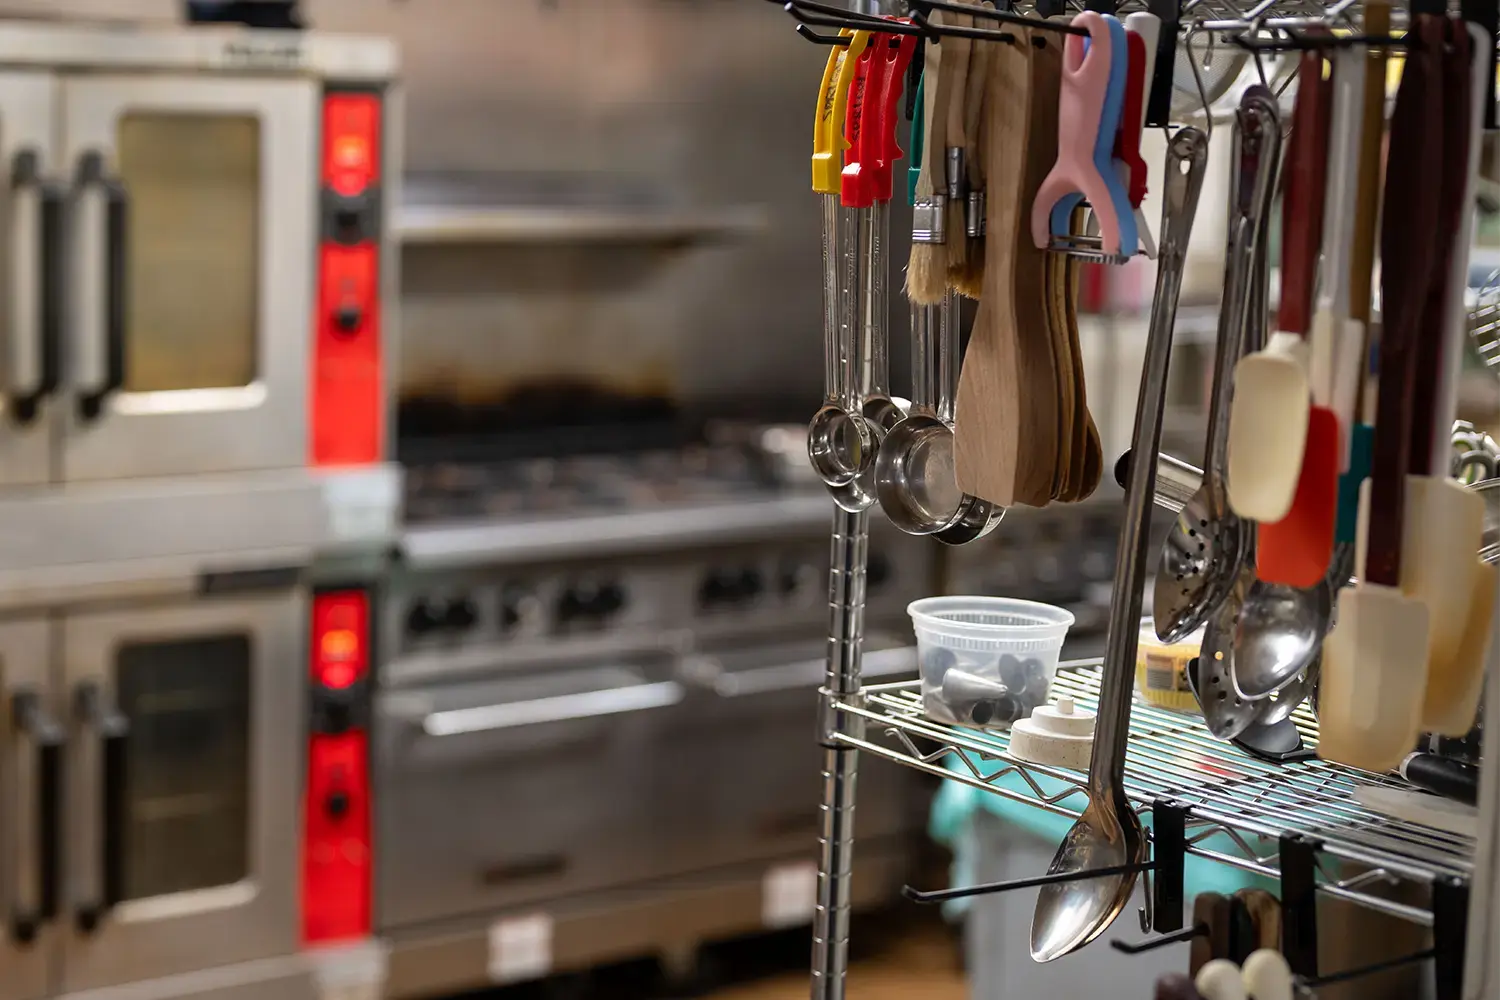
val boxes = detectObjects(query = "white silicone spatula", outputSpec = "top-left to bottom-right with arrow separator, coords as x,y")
1225,50 -> 1326,524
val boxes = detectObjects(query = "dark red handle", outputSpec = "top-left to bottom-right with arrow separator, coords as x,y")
1113,30 -> 1149,207
839,37 -> 879,209
1408,18 -> 1474,477
1367,14 -> 1446,587
1275,48 -> 1334,336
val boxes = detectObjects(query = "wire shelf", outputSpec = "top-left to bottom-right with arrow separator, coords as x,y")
833,659 -> 1473,927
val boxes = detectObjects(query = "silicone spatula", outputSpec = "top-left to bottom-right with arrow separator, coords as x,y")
1225,48 -> 1328,525
1335,0 -> 1389,546
1413,19 -> 1490,736
1317,15 -> 1441,773
1257,48 -> 1337,587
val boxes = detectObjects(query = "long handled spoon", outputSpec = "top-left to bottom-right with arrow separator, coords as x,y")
1319,14 -> 1444,772
1030,126 -> 1207,963
808,32 -> 876,491
1225,50 -> 1331,524
1152,88 -> 1278,644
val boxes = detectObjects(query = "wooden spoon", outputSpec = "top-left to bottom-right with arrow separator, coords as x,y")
953,30 -> 1034,507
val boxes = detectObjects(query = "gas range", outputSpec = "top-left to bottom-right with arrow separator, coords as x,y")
402,445 -> 783,525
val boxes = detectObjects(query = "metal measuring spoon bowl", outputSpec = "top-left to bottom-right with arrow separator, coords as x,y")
933,493 -> 1006,545
876,410 -> 965,532
808,404 -> 877,488
1230,579 -> 1329,699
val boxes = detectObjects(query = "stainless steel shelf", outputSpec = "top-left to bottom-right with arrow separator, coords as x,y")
833,660 -> 1472,927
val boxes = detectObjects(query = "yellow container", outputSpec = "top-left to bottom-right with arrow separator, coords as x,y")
1135,622 -> 1203,713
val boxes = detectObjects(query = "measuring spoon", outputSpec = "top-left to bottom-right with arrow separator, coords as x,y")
1030,126 -> 1207,964
1153,88 -> 1278,644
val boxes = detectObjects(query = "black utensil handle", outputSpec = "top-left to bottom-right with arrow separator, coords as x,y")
1401,752 -> 1479,805
76,152 -> 127,422
10,690 -> 63,942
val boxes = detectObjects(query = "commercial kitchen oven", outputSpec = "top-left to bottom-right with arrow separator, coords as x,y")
0,18 -> 398,486
0,582 -> 308,1000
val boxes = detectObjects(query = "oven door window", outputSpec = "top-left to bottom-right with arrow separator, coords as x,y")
117,113 -> 260,393
115,634 -> 252,900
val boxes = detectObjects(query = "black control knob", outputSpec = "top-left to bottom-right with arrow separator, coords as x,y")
699,567 -> 765,609
325,789 -> 351,819
333,304 -> 363,334
406,600 -> 444,636
443,597 -> 478,631
867,552 -> 892,590
557,581 -> 626,624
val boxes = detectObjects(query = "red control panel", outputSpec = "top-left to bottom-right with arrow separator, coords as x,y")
301,589 -> 372,945
312,91 -> 384,467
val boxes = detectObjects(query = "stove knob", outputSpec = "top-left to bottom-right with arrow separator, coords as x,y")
443,597 -> 478,631
867,552 -> 892,590
406,600 -> 444,637
557,581 -> 626,624
594,581 -> 626,616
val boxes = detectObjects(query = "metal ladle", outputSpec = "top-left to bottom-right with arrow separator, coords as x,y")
808,196 -> 878,492
877,292 -> 1004,541
1031,127 -> 1207,963
1153,90 -> 1279,646
828,202 -> 901,512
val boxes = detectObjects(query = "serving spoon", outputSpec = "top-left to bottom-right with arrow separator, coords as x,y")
1031,126 -> 1207,963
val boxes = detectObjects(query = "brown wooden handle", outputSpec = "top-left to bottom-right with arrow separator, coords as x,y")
1275,48 -> 1333,336
1367,15 -> 1446,587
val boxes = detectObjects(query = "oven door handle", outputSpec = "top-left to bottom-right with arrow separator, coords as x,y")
9,689 -> 62,944
73,151 -> 127,422
710,646 -> 916,698
419,680 -> 684,738
73,682 -> 128,933
6,151 -> 63,424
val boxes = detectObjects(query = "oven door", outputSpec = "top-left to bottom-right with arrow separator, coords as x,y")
59,75 -> 317,482
59,591 -> 303,993
0,619 -> 55,1000
656,636 -> 922,873
0,72 -> 60,488
376,660 -> 685,930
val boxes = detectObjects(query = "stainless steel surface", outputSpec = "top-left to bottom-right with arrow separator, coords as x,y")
60,590 -> 304,993
811,507 -> 867,1000
1032,128 -> 1207,965
61,75 -> 316,482
382,846 -> 911,1000
0,465 -> 399,606
809,197 -> 870,490
0,19 -> 398,487
841,663 -> 1472,926
1198,543 -> 1265,739
1231,575 -> 1329,701
829,206 -> 887,514
1153,95 -> 1277,646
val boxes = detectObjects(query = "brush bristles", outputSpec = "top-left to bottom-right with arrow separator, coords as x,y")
906,242 -> 946,305
952,237 -> 985,299
945,199 -> 968,272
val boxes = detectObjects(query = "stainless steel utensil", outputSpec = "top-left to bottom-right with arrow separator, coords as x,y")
830,203 -> 901,512
1231,577 -> 1329,700
1197,529 -> 1264,739
1030,127 -> 1207,964
877,290 -> 1002,541
1153,92 -> 1279,644
809,197 -> 877,489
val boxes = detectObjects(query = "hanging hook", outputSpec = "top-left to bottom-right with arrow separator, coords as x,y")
1183,26 -> 1216,139
1111,922 -> 1207,955
909,0 -> 1089,36
797,23 -> 853,44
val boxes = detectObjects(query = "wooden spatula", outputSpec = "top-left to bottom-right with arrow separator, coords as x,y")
1318,15 -> 1443,773
953,28 -> 1034,507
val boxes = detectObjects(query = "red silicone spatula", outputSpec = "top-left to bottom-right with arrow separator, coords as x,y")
1257,48 -> 1336,588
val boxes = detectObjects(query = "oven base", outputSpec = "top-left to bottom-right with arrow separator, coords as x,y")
383,840 -> 914,1000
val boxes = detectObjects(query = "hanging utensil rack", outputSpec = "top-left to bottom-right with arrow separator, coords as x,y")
770,0 -> 1500,997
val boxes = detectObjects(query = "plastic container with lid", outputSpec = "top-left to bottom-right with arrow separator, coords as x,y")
1135,620 -> 1203,712
908,596 -> 1075,729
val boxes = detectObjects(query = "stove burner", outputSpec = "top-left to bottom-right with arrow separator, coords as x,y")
404,446 -> 783,524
